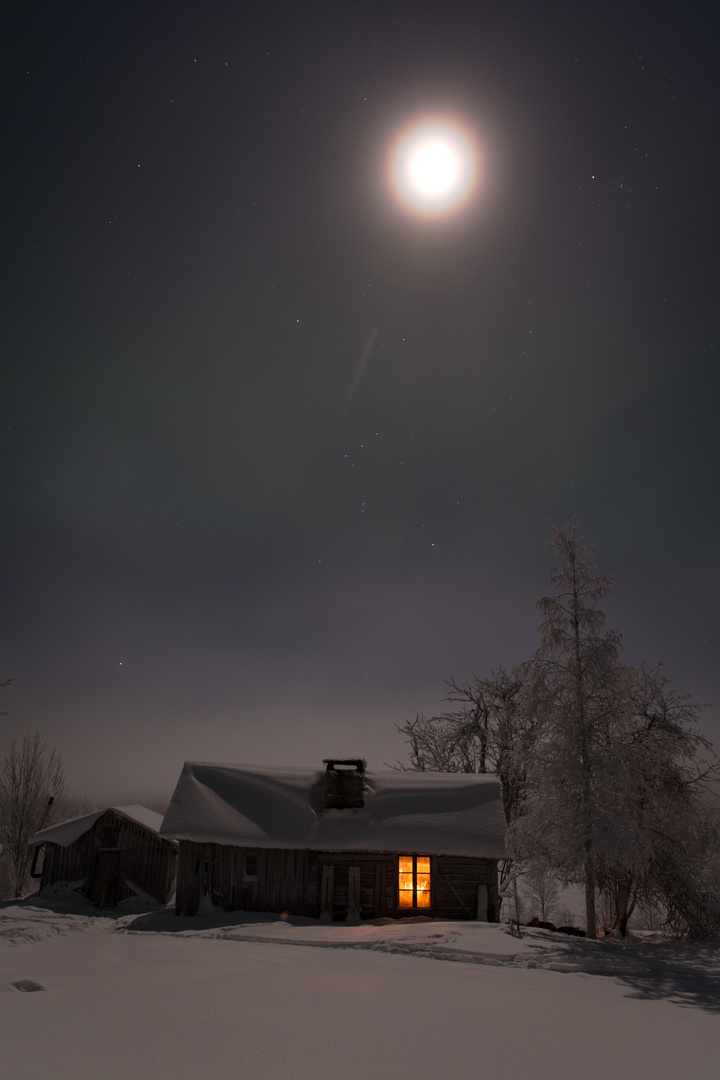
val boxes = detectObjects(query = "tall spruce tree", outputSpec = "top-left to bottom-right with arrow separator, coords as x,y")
511,519 -> 717,938
398,519 -> 718,937
516,517 -> 623,938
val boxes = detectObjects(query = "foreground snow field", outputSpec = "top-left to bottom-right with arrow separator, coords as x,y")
1,895 -> 718,1080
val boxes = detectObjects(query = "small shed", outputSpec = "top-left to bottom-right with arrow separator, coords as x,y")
160,759 -> 507,921
30,805 -> 177,908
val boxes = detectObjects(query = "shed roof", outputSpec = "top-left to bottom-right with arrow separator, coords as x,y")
160,762 -> 507,858
30,804 -> 168,848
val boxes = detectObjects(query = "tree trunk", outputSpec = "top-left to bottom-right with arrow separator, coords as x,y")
611,878 -> 637,937
584,851 -> 597,939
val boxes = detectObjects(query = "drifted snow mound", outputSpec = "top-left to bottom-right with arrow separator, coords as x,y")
160,761 -> 507,856
0,887 -> 165,945
0,901 -> 99,946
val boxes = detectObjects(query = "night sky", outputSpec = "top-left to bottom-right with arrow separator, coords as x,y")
3,1 -> 718,809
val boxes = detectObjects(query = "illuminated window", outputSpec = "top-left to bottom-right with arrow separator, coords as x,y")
398,855 -> 431,909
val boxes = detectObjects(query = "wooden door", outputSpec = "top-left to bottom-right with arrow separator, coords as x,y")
89,850 -> 120,908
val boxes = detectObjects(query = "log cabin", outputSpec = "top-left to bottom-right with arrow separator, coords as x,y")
160,759 -> 506,921
30,805 -> 177,908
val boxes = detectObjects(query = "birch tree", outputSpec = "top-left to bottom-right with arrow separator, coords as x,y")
0,732 -> 66,898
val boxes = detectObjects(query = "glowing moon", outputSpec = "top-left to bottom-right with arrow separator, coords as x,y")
386,113 -> 481,219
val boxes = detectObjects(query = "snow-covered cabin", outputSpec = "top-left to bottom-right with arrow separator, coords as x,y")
30,805 -> 177,908
160,759 -> 507,921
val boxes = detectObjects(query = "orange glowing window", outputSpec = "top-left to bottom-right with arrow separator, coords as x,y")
398,855 -> 432,909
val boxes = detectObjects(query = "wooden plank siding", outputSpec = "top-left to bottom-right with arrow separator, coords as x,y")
38,810 -> 176,906
175,842 -> 313,916
117,817 -> 177,904
434,856 -> 499,921
175,842 -> 499,921
40,830 -> 96,891
310,853 -> 394,921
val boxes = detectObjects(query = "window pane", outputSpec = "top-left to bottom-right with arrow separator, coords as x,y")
417,856 -> 431,873
416,874 -> 431,907
399,855 -> 413,909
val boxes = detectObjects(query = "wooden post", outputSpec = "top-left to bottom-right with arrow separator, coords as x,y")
320,863 -> 334,922
30,797 -> 55,879
477,883 -> 488,921
346,866 -> 361,924
374,863 -> 387,917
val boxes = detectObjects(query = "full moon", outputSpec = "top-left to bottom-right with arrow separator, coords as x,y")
386,113 -> 481,219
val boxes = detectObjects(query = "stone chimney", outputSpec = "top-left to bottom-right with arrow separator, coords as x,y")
322,758 -> 366,810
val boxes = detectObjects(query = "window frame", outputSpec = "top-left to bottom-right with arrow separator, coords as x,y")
396,854 -> 433,913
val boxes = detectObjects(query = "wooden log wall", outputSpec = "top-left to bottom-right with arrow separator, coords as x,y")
434,856 -> 499,920
309,853 -> 394,920
175,842 -> 313,917
174,843 -> 499,921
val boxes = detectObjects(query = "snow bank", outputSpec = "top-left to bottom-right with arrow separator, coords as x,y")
0,900 -> 99,945
160,761 -> 507,856
1,900 -> 718,1080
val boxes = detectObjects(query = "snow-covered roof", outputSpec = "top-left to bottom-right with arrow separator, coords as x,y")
159,762 -> 507,858
30,805 -> 168,848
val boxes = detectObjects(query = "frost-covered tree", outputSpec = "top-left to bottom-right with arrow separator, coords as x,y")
0,732 -> 67,898
511,519 -> 718,939
508,518 -> 625,937
397,666 -> 536,828
590,662 -> 718,936
521,859 -> 561,924
398,518 -> 718,938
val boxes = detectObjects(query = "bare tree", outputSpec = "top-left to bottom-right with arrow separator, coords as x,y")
0,676 -> 16,716
397,666 -> 536,828
0,732 -> 67,898
522,860 -> 561,924
397,667 -> 538,916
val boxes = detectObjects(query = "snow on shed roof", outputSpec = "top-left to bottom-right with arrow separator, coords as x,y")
159,762 -> 507,858
30,805 -> 168,848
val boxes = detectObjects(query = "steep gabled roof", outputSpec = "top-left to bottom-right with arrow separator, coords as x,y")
160,762 -> 507,858
30,805 -> 168,848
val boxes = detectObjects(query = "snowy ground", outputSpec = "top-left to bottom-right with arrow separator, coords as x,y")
1,892 -> 718,1080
